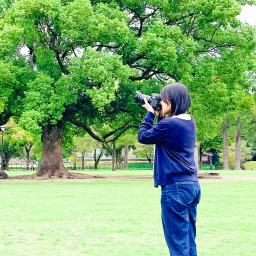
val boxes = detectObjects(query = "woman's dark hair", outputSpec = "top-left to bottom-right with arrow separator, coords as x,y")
160,83 -> 191,116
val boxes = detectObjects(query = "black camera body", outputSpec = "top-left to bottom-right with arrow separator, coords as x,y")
135,91 -> 162,111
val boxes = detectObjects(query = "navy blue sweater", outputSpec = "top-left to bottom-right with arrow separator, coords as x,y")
138,112 -> 198,187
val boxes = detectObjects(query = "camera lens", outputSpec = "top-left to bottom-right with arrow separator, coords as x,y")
135,91 -> 151,105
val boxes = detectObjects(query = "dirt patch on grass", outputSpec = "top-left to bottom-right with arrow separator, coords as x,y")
4,171 -> 256,182
7,172 -> 103,180
6,174 -> 224,181
198,172 -> 222,180
6,172 -> 153,181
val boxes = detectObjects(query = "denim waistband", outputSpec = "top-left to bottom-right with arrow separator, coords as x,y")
161,181 -> 198,190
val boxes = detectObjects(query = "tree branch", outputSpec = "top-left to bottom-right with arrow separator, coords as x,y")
165,12 -> 195,26
128,6 -> 159,37
106,125 -> 138,143
54,49 -> 69,74
129,64 -> 156,81
68,118 -> 105,143
193,35 -> 235,48
103,122 -> 131,139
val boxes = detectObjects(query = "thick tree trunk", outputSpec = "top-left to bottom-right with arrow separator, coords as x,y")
37,122 -> 67,177
112,141 -> 116,171
222,117 -> 229,170
123,144 -> 129,169
235,116 -> 241,170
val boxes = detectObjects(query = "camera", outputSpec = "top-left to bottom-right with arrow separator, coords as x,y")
135,91 -> 162,111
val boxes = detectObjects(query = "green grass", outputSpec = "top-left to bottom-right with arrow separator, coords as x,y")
0,171 -> 256,255
5,169 -> 256,177
199,169 -> 256,176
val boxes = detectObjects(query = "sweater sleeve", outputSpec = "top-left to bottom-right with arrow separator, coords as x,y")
138,112 -> 169,145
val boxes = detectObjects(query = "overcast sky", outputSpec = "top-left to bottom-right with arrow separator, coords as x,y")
238,5 -> 256,26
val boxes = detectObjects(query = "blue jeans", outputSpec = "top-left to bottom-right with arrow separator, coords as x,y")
161,181 -> 201,256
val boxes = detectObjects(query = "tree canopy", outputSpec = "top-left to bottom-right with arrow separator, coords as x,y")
0,0 -> 256,175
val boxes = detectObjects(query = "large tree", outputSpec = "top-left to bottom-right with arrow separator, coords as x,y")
0,0 -> 255,177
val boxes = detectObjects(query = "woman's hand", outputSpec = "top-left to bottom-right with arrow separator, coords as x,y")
142,98 -> 155,114
142,98 -> 165,117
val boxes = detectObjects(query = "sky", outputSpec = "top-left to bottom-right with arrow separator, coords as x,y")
238,5 -> 256,26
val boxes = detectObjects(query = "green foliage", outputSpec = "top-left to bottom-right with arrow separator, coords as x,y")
73,133 -> 101,153
35,47 -> 62,78
133,143 -> 154,162
0,62 -> 16,104
59,0 -> 93,42
0,118 -> 34,162
244,161 -> 256,170
0,0 -> 255,166
220,140 -> 252,170
115,131 -> 136,147
0,0 -> 13,18
138,20 -> 195,81
0,60 -> 33,125
92,3 -> 131,44
20,72 -> 79,129
0,24 -> 23,58
71,48 -> 131,109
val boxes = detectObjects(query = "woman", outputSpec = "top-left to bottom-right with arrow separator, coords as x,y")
138,83 -> 201,256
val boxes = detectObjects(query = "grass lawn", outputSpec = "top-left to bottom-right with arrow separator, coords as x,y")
0,170 -> 256,256
6,168 -> 256,177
